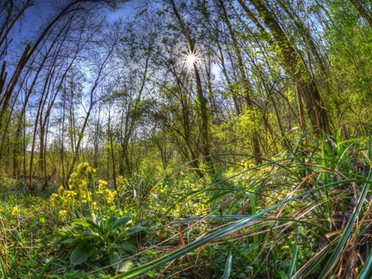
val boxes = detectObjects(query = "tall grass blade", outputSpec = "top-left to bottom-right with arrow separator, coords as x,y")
223,252 -> 232,279
112,180 -> 357,279
288,245 -> 298,278
358,248 -> 372,279
319,171 -> 371,278
0,256 -> 8,279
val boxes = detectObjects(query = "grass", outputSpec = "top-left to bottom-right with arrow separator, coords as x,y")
0,135 -> 371,278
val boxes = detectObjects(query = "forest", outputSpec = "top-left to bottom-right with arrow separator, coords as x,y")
0,0 -> 371,278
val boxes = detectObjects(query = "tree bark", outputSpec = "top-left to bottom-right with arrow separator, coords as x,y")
217,0 -> 262,164
170,0 -> 214,173
238,0 -> 330,134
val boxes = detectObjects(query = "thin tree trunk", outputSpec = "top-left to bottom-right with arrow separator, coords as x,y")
66,41 -> 115,185
217,0 -> 262,164
349,0 -> 372,28
170,0 -> 214,173
239,0 -> 330,134
108,112 -> 117,191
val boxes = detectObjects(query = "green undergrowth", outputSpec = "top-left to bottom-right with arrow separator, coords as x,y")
1,135 -> 371,278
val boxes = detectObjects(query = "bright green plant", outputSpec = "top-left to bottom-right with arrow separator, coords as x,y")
53,215 -> 145,272
50,162 -> 119,221
109,137 -> 371,279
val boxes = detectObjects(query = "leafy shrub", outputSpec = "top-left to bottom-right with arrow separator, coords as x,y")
54,215 -> 145,272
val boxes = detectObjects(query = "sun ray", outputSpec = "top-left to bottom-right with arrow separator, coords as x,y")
185,49 -> 198,67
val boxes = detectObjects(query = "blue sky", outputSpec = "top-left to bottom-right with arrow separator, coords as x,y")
14,0 -> 139,43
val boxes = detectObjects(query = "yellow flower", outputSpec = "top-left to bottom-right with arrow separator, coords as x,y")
105,189 -> 117,204
91,201 -> 98,212
77,162 -> 89,175
60,190 -> 77,206
117,176 -> 127,192
80,190 -> 87,199
58,185 -> 64,195
68,173 -> 78,188
59,210 -> 68,219
87,166 -> 96,180
50,193 -> 59,205
79,179 -> 88,189
98,179 -> 108,188
98,179 -> 108,194
12,206 -> 20,216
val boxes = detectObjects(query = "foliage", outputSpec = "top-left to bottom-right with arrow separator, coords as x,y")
49,162 -> 119,219
111,136 -> 371,278
0,186 -> 60,278
1,0 -> 372,278
1,136 -> 371,278
326,0 -> 372,136
53,215 -> 144,272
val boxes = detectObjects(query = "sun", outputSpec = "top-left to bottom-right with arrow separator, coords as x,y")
186,53 -> 196,65
185,50 -> 198,67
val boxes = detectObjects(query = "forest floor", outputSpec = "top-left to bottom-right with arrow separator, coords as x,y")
1,138 -> 371,278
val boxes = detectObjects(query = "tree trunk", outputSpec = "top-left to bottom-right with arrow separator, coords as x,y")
349,0 -> 372,28
170,0 -> 214,173
217,0 -> 262,164
239,0 -> 330,134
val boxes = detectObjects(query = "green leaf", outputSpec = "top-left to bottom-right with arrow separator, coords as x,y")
73,218 -> 102,234
279,271 -> 289,279
288,245 -> 298,277
125,226 -> 145,236
20,259 -> 38,268
0,256 -> 7,278
72,219 -> 92,227
319,171 -> 371,278
10,229 -> 22,243
359,247 -> 372,279
82,230 -> 99,237
114,243 -> 137,255
223,252 -> 232,279
70,244 -> 95,266
110,216 -> 132,231
117,261 -> 135,273
55,230 -> 69,237
60,238 -> 76,245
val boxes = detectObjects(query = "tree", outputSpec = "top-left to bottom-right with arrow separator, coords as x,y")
215,0 -> 262,164
65,22 -> 118,186
326,0 -> 372,136
238,0 -> 330,135
349,0 -> 372,27
169,0 -> 215,173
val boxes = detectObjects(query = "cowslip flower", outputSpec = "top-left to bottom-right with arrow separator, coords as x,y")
91,201 -> 98,212
12,206 -> 20,216
105,189 -> 117,204
59,210 -> 68,220
98,179 -> 108,194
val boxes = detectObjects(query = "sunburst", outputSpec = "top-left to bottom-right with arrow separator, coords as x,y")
185,49 -> 198,68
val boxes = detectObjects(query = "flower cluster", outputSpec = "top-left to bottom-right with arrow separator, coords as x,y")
97,179 -> 117,204
49,162 -> 119,221
11,206 -> 20,216
59,209 -> 68,220
116,175 -> 128,192
69,162 -> 96,190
